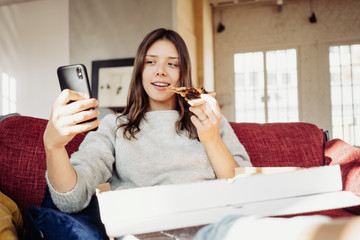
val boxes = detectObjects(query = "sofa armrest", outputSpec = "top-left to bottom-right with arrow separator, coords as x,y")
325,139 -> 360,194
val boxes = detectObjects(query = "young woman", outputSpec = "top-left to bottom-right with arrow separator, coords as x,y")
42,28 -> 251,238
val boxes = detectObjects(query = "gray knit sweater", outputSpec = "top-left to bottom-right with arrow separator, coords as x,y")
46,110 -> 251,213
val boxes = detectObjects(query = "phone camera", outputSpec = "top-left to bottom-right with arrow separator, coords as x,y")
76,67 -> 83,79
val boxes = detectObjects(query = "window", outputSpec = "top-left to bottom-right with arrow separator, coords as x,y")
234,49 -> 298,123
329,44 -> 360,147
1,72 -> 17,115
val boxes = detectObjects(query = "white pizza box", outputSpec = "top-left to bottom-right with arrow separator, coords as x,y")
96,165 -> 360,238
234,166 -> 301,176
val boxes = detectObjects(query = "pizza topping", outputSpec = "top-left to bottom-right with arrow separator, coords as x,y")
167,86 -> 216,107
167,87 -> 213,101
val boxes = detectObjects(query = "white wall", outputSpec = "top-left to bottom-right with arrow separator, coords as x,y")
0,0 -> 69,119
0,0 -> 176,119
202,0 -> 214,91
69,0 -> 175,77
212,0 -> 360,135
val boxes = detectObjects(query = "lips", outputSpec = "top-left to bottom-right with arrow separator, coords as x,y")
152,82 -> 170,87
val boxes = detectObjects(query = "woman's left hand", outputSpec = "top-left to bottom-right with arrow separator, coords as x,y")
190,96 -> 239,179
189,97 -> 222,146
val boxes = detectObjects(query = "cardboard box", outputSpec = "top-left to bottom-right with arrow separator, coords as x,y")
234,166 -> 301,176
96,165 -> 360,238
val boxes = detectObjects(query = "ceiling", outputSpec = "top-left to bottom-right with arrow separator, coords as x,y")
0,0 -> 284,9
1,0 -> 283,8
209,0 -> 282,7
0,0 -> 41,7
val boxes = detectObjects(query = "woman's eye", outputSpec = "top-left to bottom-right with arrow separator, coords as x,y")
146,59 -> 155,64
168,62 -> 178,67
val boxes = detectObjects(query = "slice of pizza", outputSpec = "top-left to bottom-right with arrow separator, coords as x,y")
167,86 -> 216,107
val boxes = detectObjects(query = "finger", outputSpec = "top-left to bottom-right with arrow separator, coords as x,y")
201,94 -> 220,116
66,98 -> 98,114
189,106 -> 208,122
57,98 -> 98,120
213,100 -> 221,118
71,118 -> 100,132
203,103 -> 216,120
60,119 -> 100,136
64,115 -> 76,126
55,89 -> 90,107
51,98 -> 98,132
193,103 -> 217,124
71,109 -> 99,125
190,115 -> 203,129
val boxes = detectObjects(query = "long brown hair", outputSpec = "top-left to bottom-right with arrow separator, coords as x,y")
117,28 -> 197,140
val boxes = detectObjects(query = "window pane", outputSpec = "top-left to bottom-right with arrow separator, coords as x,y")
2,73 -> 9,98
234,52 -> 265,123
234,49 -> 298,123
330,44 -> 360,146
266,49 -> 298,122
1,72 -> 17,115
351,44 -> 360,65
9,76 -> 17,113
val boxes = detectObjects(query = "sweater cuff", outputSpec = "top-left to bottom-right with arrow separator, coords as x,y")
44,170 -> 89,213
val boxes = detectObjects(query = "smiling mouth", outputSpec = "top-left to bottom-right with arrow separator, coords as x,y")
152,82 -> 170,87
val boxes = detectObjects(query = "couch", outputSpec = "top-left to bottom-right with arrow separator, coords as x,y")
1,115 -> 360,236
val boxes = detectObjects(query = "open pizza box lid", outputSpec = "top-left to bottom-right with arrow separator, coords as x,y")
96,165 -> 360,238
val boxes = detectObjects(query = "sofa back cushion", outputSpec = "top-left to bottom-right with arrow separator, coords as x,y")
0,116 -> 86,220
230,122 -> 326,168
0,116 -> 327,219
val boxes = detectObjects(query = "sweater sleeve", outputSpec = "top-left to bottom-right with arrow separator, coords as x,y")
219,116 -> 252,167
46,114 -> 117,213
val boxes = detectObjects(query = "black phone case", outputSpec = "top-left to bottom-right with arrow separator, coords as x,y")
57,64 -> 93,97
57,64 -> 98,129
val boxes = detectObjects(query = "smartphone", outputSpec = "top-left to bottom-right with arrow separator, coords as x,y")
57,64 -> 98,129
57,64 -> 93,98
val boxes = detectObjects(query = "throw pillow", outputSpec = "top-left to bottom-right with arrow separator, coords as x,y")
325,138 -> 360,215
0,192 -> 25,240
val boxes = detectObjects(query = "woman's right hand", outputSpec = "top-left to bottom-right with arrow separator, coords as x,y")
43,89 -> 100,151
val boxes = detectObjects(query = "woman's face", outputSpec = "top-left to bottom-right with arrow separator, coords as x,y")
142,39 -> 180,111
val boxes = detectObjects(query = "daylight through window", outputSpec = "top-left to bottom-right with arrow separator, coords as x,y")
1,72 -> 17,115
329,44 -> 360,147
234,49 -> 298,123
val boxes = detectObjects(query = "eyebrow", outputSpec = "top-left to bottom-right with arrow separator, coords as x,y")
146,54 -> 179,60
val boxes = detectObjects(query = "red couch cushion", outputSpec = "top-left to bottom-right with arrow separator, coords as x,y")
283,209 -> 355,218
0,116 -> 86,220
230,122 -> 326,168
325,139 -> 360,195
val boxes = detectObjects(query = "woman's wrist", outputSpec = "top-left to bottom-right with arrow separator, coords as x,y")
201,135 -> 222,149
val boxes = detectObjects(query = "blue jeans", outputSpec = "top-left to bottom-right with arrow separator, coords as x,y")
26,187 -> 108,240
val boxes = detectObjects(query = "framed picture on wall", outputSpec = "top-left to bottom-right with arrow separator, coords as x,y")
91,58 -> 134,112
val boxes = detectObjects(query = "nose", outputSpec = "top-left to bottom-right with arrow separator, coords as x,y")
156,63 -> 166,76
